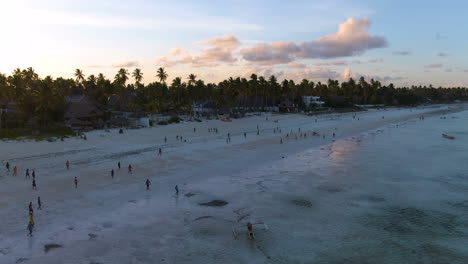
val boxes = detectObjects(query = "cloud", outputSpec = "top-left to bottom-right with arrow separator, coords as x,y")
340,68 -> 405,82
425,63 -> 443,68
315,60 -> 348,66
437,52 -> 450,57
285,68 -> 340,81
240,17 -> 387,66
288,62 -> 307,68
157,35 -> 240,68
368,58 -> 384,63
85,61 -> 140,69
111,61 -> 140,68
393,51 -> 411,56
167,47 -> 183,56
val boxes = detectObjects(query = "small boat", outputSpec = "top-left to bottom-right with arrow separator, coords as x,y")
442,134 -> 455,140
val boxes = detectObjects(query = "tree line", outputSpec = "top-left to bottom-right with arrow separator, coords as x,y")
0,67 -> 467,127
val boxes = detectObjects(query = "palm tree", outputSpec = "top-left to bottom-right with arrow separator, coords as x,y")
74,69 -> 85,84
132,68 -> 143,86
114,68 -> 129,87
156,67 -> 168,84
188,74 -> 197,85
87,74 -> 97,85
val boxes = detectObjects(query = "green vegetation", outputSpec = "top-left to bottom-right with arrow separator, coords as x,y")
157,121 -> 168,125
168,116 -> 182,124
0,126 -> 78,141
1,67 -> 467,134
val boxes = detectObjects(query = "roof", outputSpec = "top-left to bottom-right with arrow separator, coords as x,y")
64,96 -> 103,119
65,95 -> 86,103
65,118 -> 92,125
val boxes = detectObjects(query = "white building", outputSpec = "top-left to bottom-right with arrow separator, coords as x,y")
303,96 -> 325,107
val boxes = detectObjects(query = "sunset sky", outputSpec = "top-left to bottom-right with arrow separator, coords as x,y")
0,0 -> 467,87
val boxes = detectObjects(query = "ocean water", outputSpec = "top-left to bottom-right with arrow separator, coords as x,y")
233,110 -> 468,264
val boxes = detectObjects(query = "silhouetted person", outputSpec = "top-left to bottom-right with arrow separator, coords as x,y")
37,197 -> 42,210
29,202 -> 33,215
145,179 -> 151,190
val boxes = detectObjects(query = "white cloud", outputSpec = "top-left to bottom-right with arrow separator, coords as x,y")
425,63 -> 443,68
393,51 -> 411,56
285,68 -> 340,81
156,35 -> 241,68
240,17 -> 387,66
111,61 -> 140,68
437,52 -> 450,57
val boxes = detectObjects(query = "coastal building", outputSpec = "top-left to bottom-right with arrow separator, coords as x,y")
191,100 -> 215,116
64,95 -> 104,130
302,96 -> 325,107
0,99 -> 18,114
278,99 -> 295,112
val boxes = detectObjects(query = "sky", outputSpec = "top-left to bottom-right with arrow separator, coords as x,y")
0,0 -> 467,87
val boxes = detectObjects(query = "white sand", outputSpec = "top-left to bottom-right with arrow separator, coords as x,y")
0,104 -> 461,263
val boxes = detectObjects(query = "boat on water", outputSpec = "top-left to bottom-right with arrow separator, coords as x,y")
442,134 -> 455,140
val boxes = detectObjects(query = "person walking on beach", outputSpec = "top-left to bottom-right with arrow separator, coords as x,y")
164,136 -> 167,143
111,169 -> 114,179
145,179 -> 151,190
244,132 -> 247,138
13,166 -> 17,176
6,162 -> 9,172
247,222 -> 255,240
175,185 -> 179,194
27,215 -> 34,237
74,176 -> 79,188
118,161 -> 121,170
32,170 -> 36,180
29,202 -> 34,215
32,179 -> 37,190
128,164 -> 133,174
194,127 -> 196,133
25,169 -> 30,179
37,197 -> 42,210
280,138 -> 283,144
158,148 -> 162,156
66,160 -> 70,170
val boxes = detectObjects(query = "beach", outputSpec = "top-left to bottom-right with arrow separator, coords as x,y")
1,104 -> 468,264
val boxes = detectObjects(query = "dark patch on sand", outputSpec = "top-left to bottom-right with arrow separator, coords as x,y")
67,226 -> 74,230
446,200 -> 468,209
194,216 -> 213,221
291,199 -> 313,208
199,200 -> 228,207
44,243 -> 63,253
364,207 -> 459,236
185,192 -> 195,197
102,222 -> 112,228
15,258 -> 28,263
128,200 -> 136,203
318,185 -> 344,194
88,233 -> 98,240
